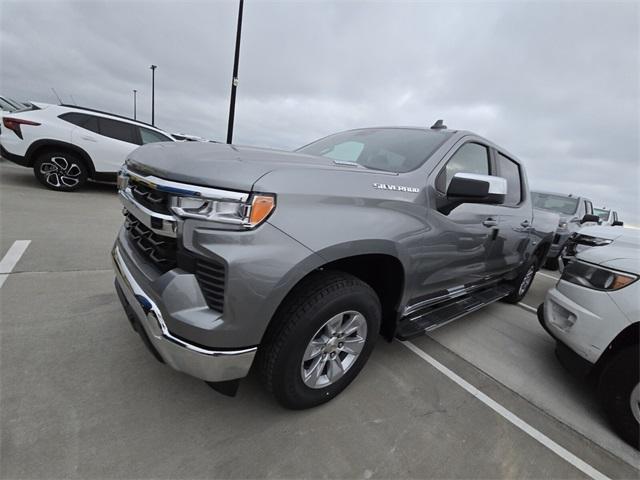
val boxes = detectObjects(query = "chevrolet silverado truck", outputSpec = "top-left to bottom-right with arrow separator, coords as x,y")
112,123 -> 557,409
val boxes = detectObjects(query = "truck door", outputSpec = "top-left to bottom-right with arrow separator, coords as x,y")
417,141 -> 502,299
489,151 -> 531,275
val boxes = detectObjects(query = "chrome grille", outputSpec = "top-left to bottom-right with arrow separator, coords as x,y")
130,178 -> 171,215
124,211 -> 177,271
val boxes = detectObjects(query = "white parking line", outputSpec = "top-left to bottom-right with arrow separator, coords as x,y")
401,340 -> 610,480
538,271 -> 560,281
518,302 -> 538,314
0,240 -> 31,289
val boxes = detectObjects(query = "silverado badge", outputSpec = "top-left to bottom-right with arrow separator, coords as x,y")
373,183 -> 420,193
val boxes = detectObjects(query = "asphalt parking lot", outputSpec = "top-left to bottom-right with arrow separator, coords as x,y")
1,159 -> 639,479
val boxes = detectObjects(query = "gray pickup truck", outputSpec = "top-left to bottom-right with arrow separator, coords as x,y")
112,123 -> 557,409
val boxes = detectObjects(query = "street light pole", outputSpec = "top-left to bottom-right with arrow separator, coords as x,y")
133,89 -> 137,120
150,65 -> 157,125
226,0 -> 244,144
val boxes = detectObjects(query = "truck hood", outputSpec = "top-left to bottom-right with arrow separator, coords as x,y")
126,141 -> 364,191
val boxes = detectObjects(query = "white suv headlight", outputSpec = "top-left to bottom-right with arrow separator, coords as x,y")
561,261 -> 637,291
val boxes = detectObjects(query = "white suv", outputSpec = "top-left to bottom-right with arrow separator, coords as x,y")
538,227 -> 639,449
0,103 -> 174,191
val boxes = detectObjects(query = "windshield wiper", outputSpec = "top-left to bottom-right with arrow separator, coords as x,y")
332,159 -> 391,172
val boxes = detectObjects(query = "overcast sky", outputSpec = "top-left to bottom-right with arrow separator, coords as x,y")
1,0 -> 638,224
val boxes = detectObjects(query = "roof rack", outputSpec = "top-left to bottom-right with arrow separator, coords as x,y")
59,104 -> 159,129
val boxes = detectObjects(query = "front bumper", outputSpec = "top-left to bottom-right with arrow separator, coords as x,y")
112,244 -> 256,382
539,280 -> 629,365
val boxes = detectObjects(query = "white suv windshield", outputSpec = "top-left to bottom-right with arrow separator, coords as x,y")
594,208 -> 610,221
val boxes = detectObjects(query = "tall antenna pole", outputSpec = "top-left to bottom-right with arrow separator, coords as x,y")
226,0 -> 244,144
133,89 -> 137,120
150,65 -> 157,125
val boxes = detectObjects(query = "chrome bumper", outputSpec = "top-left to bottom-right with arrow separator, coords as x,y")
112,245 -> 256,382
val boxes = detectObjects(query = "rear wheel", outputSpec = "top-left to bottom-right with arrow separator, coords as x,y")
34,151 -> 88,191
503,258 -> 538,304
258,271 -> 381,409
598,347 -> 639,449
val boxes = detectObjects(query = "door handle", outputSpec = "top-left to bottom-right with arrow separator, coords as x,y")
482,218 -> 498,228
520,220 -> 530,228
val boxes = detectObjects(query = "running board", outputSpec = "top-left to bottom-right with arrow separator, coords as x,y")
396,285 -> 513,340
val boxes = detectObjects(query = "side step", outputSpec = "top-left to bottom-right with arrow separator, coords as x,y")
396,285 -> 513,340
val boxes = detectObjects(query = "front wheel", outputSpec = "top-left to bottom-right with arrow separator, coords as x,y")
258,271 -> 381,409
598,347 -> 639,449
34,151 -> 88,191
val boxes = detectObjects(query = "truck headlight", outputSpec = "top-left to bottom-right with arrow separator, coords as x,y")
117,167 -> 129,191
561,261 -> 637,291
170,193 -> 275,229
558,221 -> 568,229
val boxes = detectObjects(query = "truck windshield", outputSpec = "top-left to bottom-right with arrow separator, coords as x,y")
531,192 -> 579,215
594,208 -> 610,221
296,128 -> 452,173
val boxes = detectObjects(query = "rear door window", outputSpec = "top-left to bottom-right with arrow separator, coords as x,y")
98,118 -> 138,144
496,152 -> 522,206
59,112 -> 100,133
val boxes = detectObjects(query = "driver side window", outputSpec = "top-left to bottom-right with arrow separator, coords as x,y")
436,142 -> 490,192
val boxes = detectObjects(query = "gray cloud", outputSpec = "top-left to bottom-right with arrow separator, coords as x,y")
1,0 -> 638,223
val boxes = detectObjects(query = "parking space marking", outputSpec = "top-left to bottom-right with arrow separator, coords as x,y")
0,240 -> 31,288
538,271 -> 560,281
401,340 -> 610,480
518,302 -> 538,314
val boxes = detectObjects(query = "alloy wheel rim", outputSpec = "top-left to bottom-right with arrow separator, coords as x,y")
519,265 -> 535,296
39,156 -> 81,188
301,310 -> 367,389
630,383 -> 640,424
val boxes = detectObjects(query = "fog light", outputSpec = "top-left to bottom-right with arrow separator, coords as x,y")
549,301 -> 577,332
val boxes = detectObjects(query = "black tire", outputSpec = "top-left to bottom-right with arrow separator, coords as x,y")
544,256 -> 559,270
258,271 -> 381,410
33,151 -> 88,191
502,258 -> 538,304
598,347 -> 639,449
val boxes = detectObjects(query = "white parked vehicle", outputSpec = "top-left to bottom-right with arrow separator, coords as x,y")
0,103 -> 174,191
538,227 -> 640,449
594,207 -> 623,227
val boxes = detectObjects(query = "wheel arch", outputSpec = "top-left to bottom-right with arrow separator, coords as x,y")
260,244 -> 407,345
26,139 -> 96,177
593,321 -> 639,378
532,239 -> 552,266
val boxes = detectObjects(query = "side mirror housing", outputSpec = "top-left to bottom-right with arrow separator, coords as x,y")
580,214 -> 600,224
446,173 -> 506,205
612,220 -> 624,227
